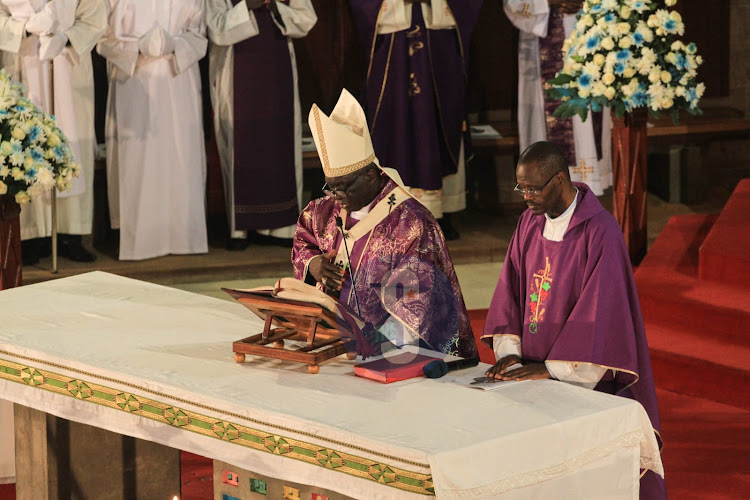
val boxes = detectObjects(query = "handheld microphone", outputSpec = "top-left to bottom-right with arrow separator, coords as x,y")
336,216 -> 362,317
423,357 -> 480,379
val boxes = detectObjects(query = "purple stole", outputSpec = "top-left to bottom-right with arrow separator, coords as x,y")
231,1 -> 298,230
350,0 -> 483,190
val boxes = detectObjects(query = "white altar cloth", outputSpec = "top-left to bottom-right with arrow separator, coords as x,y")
0,272 -> 661,499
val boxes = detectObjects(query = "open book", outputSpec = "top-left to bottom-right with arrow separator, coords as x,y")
224,277 -> 338,314
223,278 -> 380,359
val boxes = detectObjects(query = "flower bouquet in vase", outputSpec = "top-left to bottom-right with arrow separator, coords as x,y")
546,0 -> 704,262
0,69 -> 80,289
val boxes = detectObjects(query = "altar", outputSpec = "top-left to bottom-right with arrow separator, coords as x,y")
0,272 -> 661,499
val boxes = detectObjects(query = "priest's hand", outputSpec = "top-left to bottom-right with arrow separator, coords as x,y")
139,26 -> 175,57
309,251 -> 345,291
486,355 -> 522,379
500,362 -> 552,381
245,0 -> 268,9
38,32 -> 68,61
25,10 -> 59,35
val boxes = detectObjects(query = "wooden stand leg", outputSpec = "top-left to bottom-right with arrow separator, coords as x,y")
234,352 -> 246,363
14,405 -> 49,500
308,364 -> 320,374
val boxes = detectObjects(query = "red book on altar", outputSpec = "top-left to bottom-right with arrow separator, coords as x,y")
354,352 -> 442,384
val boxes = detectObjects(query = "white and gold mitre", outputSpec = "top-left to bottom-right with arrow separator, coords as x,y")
308,89 -> 379,178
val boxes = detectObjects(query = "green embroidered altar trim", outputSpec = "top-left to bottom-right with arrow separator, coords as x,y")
0,354 -> 435,496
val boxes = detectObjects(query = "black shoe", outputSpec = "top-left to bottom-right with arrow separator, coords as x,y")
226,237 -> 250,251
247,231 -> 294,247
21,239 -> 40,266
438,215 -> 460,241
58,235 -> 97,262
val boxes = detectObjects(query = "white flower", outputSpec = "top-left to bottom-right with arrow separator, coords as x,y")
591,82 -> 607,97
619,37 -> 633,49
0,165 -> 8,178
0,180 -> 6,195
620,6 -> 632,18
605,86 -> 616,100
602,72 -> 616,85
593,53 -> 606,66
602,0 -> 618,10
15,190 -> 29,204
665,0 -> 677,5
583,61 -> 602,79
661,71 -> 672,83
36,167 -> 55,190
675,86 -> 686,97
11,127 -> 25,140
601,37 -> 615,51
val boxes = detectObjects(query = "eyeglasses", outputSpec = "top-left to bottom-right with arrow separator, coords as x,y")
322,173 -> 363,198
514,172 -> 559,196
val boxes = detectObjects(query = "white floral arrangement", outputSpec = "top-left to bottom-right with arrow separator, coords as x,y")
546,0 -> 705,122
0,69 -> 80,204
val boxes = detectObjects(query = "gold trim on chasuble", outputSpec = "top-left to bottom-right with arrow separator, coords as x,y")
0,352 -> 435,496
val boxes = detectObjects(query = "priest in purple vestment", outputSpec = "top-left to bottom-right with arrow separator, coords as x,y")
481,142 -> 665,499
292,89 -> 477,359
349,0 -> 484,240
207,0 -> 317,250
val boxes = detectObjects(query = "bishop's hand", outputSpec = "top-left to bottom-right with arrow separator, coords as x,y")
308,251 -> 344,291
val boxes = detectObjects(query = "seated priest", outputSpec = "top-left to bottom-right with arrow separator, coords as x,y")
481,141 -> 665,499
292,89 -> 477,359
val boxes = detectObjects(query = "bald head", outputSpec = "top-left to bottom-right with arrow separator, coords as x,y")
518,141 -> 570,181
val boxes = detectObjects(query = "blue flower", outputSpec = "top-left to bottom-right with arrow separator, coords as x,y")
586,36 -> 600,51
614,62 -> 626,75
29,148 -> 44,162
28,126 -> 42,142
632,32 -> 644,46
674,53 -> 687,70
24,167 -> 37,181
578,74 -> 592,89
616,50 -> 631,61
664,19 -> 677,32
52,147 -> 65,162
604,13 -> 616,23
590,3 -> 603,14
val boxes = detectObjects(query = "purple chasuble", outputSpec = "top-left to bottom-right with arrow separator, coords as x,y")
349,1 -> 483,190
231,2 -> 298,230
292,177 -> 477,358
482,183 -> 665,498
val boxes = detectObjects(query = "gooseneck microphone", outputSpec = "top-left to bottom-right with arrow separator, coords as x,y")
423,357 -> 480,379
336,216 -> 362,316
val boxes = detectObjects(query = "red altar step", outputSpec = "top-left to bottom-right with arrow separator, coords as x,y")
699,178 -> 750,283
635,179 -> 750,410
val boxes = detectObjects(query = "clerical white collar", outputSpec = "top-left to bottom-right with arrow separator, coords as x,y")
349,197 -> 378,221
545,187 -> 579,223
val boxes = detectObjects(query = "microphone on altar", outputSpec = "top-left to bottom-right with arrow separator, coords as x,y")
335,216 -> 362,316
423,357 -> 480,379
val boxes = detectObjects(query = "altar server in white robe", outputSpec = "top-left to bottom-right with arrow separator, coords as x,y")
97,0 -> 209,260
0,0 -> 107,262
504,0 -> 612,195
207,0 -> 316,249
0,0 -> 106,483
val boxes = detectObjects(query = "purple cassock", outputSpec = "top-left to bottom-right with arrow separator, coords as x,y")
292,177 -> 477,358
482,183 -> 666,499
231,0 -> 298,230
349,1 -> 483,190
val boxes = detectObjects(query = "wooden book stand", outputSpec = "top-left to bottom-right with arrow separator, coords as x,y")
223,288 -> 357,374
